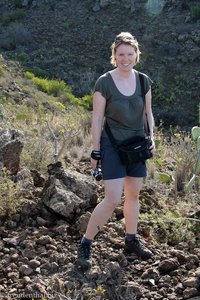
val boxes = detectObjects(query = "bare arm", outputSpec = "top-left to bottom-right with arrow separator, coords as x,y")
91,91 -> 106,167
145,89 -> 156,152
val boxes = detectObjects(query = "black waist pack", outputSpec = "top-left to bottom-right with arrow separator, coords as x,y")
105,123 -> 153,164
117,136 -> 153,164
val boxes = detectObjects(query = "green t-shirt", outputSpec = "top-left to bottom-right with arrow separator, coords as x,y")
93,69 -> 153,141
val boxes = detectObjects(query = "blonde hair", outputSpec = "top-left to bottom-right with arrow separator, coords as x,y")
110,32 -> 141,67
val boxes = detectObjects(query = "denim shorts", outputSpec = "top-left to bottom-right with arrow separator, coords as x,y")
100,137 -> 147,180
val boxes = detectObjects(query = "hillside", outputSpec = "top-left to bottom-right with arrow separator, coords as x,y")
0,1 -> 200,300
0,0 -> 200,127
0,44 -> 200,300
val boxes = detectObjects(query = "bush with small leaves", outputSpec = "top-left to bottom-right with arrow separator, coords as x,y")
0,168 -> 23,218
14,0 -> 22,9
190,5 -> 200,19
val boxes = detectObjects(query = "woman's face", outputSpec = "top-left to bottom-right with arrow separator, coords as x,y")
115,43 -> 137,71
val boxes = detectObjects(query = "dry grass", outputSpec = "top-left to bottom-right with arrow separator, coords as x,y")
0,54 -> 199,236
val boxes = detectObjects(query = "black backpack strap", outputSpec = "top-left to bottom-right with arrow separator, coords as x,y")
138,72 -> 145,101
138,72 -> 150,136
105,121 -> 118,147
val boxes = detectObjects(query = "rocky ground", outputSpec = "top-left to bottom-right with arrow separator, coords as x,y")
0,161 -> 200,300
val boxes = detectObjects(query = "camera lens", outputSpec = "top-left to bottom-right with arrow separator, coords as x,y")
95,173 -> 102,181
91,167 -> 102,181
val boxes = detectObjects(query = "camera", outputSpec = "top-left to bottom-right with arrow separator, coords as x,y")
91,166 -> 102,181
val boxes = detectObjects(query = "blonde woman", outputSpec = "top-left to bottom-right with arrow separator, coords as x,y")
76,32 -> 156,269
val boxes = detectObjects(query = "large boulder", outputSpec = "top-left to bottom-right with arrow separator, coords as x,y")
0,128 -> 24,175
42,162 -> 98,221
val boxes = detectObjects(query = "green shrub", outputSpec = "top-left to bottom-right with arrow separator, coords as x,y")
0,9 -> 26,24
14,0 -> 22,8
155,128 -> 195,192
190,5 -> 200,18
21,134 -> 53,173
25,73 -> 79,105
82,94 -> 93,110
25,71 -> 35,79
25,73 -> 66,95
25,70 -> 93,109
0,23 -> 31,50
16,51 -> 29,62
159,212 -> 193,245
31,77 -> 66,96
0,169 -> 23,218
74,94 -> 93,110
13,9 -> 26,19
141,209 -> 194,245
0,65 -> 4,77
152,78 -> 166,103
25,68 -> 49,78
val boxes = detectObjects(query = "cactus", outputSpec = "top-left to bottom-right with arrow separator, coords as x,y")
185,124 -> 200,190
191,126 -> 200,141
197,136 -> 200,151
158,172 -> 173,184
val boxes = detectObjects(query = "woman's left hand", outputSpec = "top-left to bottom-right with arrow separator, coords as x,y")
150,138 -> 156,154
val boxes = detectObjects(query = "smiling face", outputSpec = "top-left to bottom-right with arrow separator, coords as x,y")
115,43 -> 137,72
110,32 -> 141,67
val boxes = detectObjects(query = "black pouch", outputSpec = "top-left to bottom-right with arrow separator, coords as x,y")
117,136 -> 153,164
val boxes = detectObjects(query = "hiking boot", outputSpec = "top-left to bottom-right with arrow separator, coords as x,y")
124,235 -> 152,260
75,242 -> 92,269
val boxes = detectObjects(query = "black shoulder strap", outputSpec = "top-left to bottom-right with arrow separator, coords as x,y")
105,122 -> 118,147
138,72 -> 145,101
138,72 -> 150,136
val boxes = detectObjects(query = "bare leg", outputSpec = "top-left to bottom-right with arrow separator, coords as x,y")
84,178 -> 124,239
123,177 -> 143,234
